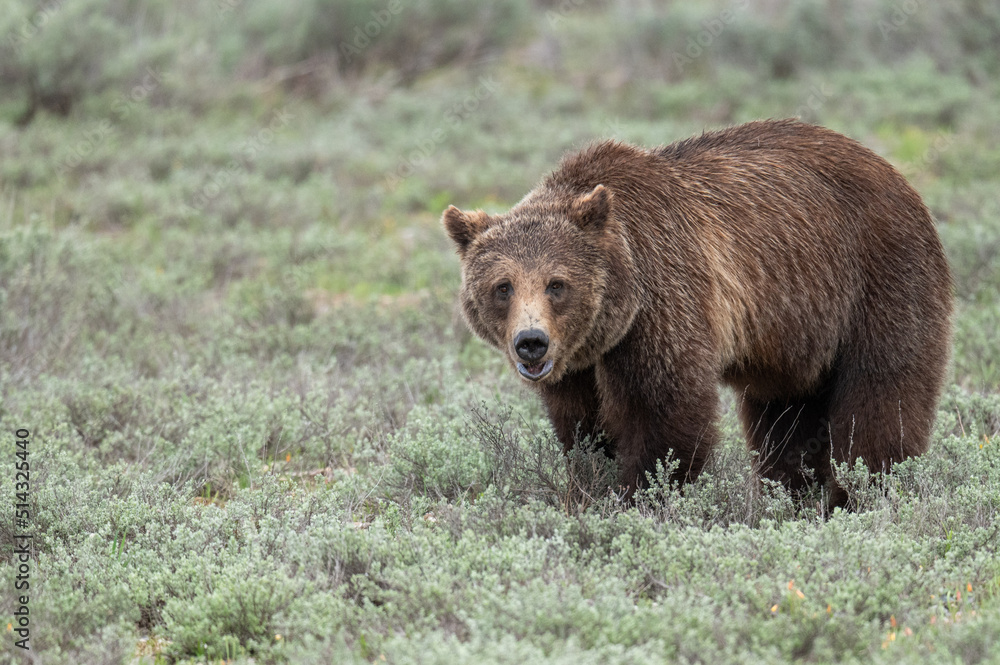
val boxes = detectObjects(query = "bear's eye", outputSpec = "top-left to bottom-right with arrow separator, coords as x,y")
495,282 -> 512,297
547,281 -> 564,294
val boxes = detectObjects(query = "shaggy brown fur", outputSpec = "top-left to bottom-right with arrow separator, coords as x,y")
443,119 -> 953,505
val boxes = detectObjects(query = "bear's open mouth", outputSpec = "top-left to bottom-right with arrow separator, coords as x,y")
516,359 -> 554,381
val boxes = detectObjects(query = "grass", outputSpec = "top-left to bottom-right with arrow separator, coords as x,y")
1,0 -> 1000,663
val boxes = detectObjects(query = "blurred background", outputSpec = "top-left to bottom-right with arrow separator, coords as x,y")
2,0 -> 999,513
1,2 -> 1000,661
2,0 -> 998,388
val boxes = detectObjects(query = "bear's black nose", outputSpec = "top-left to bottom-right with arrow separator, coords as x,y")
514,329 -> 549,362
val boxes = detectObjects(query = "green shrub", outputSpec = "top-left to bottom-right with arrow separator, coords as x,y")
547,0 -> 1000,87
2,4 -> 1000,662
241,0 -> 531,83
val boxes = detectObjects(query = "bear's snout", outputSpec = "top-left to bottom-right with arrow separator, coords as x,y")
514,329 -> 549,362
513,329 -> 554,381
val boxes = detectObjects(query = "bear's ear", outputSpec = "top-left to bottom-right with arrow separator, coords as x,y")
442,206 -> 491,255
570,184 -> 612,231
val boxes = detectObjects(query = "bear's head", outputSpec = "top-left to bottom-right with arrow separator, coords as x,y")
443,184 -> 638,385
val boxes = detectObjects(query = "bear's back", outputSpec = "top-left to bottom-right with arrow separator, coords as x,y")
545,120 -> 952,393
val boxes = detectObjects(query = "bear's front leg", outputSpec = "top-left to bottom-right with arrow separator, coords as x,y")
596,331 -> 720,495
538,366 -> 604,453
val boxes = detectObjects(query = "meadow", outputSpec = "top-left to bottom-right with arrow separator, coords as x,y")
1,0 -> 999,662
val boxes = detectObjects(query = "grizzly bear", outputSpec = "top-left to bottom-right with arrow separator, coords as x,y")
442,119 -> 953,505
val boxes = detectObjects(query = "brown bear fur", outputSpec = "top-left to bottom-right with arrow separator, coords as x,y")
443,119 -> 953,505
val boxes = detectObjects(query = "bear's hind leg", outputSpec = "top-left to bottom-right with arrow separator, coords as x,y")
825,366 -> 937,481
738,389 -> 835,495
